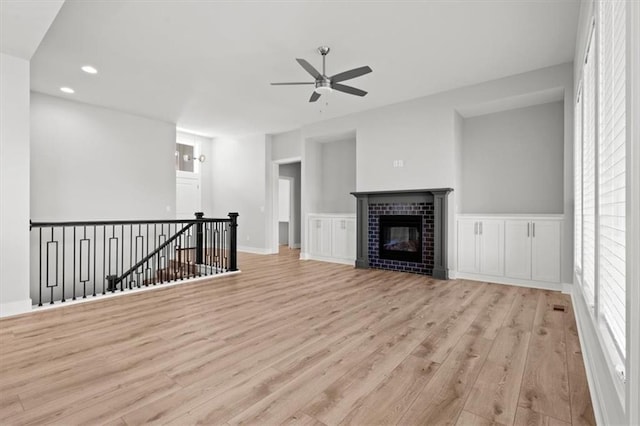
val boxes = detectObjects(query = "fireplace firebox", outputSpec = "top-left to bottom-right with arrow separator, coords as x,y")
378,215 -> 422,263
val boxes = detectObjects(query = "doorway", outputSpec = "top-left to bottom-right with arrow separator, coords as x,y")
272,160 -> 301,251
175,134 -> 202,219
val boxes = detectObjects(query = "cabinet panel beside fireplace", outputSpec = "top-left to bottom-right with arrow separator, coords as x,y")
306,213 -> 356,265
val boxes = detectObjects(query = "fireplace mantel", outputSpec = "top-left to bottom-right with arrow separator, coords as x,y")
351,188 -> 453,279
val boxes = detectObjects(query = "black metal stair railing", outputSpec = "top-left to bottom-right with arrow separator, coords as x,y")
29,212 -> 239,306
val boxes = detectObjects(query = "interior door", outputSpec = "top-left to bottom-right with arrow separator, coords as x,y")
176,175 -> 201,219
278,178 -> 292,247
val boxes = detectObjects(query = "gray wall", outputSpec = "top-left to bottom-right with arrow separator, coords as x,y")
271,129 -> 301,161
31,92 -> 176,220
279,162 -> 301,246
210,134 -> 268,250
318,139 -> 356,213
1,53 -> 31,311
460,101 -> 564,213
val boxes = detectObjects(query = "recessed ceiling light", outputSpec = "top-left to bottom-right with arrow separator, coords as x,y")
60,87 -> 75,94
81,65 -> 98,74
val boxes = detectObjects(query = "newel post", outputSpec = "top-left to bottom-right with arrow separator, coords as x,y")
228,212 -> 239,271
195,212 -> 204,265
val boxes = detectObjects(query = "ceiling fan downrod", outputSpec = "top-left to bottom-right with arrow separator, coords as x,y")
318,46 -> 330,76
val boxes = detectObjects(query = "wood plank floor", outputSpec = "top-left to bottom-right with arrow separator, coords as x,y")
0,248 -> 595,426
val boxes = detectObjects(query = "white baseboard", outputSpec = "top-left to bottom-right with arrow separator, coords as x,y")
290,243 -> 301,249
570,287 -> 625,425
20,271 -> 241,316
302,254 -> 355,266
453,271 -> 565,292
237,246 -> 274,255
0,298 -> 33,318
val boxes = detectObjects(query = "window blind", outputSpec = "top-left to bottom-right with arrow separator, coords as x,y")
575,88 -> 583,272
598,0 -> 626,358
582,27 -> 596,307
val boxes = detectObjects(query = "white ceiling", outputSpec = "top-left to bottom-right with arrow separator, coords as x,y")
1,0 -> 64,59
30,0 -> 580,137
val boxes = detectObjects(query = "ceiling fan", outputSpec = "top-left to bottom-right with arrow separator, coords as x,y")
271,46 -> 372,102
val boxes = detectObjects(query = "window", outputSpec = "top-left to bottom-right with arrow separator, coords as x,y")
582,25 -> 596,308
574,87 -> 583,273
175,143 -> 195,173
575,0 -> 628,388
598,0 -> 626,359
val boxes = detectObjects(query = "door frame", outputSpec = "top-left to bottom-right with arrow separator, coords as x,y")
271,157 -> 302,254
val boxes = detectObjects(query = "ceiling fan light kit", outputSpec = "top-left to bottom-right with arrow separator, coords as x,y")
271,46 -> 372,102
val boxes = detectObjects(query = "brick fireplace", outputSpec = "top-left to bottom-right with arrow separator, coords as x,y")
369,203 -> 433,274
351,188 -> 453,279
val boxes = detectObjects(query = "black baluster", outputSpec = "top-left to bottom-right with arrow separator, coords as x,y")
82,226 -> 86,298
129,224 -> 133,290
93,226 -> 97,297
121,225 -> 124,290
62,227 -> 66,303
153,224 -> 157,285
103,226 -> 106,295
73,227 -> 76,300
38,228 -> 42,306
50,227 -> 55,304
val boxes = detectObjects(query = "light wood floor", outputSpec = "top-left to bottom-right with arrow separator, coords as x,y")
0,248 -> 595,426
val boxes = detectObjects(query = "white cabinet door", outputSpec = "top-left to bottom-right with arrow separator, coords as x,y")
457,219 -> 478,273
505,220 -> 532,280
309,217 -> 332,257
478,220 -> 504,276
531,220 -> 561,283
331,218 -> 356,260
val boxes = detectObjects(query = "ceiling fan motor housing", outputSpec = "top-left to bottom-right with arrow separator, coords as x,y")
315,79 -> 333,94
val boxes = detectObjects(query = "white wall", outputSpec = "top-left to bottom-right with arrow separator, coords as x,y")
31,93 -> 176,221
460,101 -> 564,213
319,139 -> 356,213
271,128 -> 301,161
0,53 -> 32,315
297,63 -> 573,281
210,134 -> 269,252
199,136 -> 215,216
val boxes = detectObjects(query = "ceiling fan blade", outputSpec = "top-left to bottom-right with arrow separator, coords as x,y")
271,82 -> 315,85
331,66 -> 372,83
309,91 -> 321,102
296,58 -> 322,79
332,83 -> 367,97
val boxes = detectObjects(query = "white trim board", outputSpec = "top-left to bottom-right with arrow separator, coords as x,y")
571,284 -> 625,425
237,246 -> 277,255
301,254 -> 355,266
0,298 -> 32,318
453,271 -> 570,293
0,271 -> 240,319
